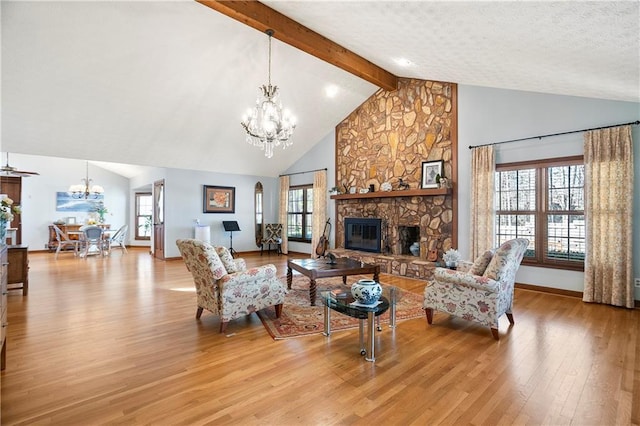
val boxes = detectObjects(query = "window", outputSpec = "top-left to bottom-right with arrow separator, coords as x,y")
135,192 -> 152,240
287,185 -> 313,242
495,156 -> 584,269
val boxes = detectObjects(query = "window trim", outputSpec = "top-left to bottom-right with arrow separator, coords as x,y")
496,155 -> 584,271
287,184 -> 313,243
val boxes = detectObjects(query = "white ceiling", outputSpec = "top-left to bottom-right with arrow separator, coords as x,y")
2,1 -> 639,179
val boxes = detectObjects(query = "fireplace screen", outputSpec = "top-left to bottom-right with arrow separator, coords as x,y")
344,218 -> 382,253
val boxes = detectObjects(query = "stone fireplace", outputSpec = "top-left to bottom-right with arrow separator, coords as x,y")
331,77 -> 457,279
335,194 -> 452,259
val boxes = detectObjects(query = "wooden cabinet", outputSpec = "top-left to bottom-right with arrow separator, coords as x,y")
8,245 -> 29,296
1,245 -> 8,370
48,224 -> 110,251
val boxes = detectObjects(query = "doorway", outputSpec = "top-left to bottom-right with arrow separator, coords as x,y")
153,179 -> 164,260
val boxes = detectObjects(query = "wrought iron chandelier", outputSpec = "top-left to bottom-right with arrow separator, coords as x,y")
68,161 -> 104,199
241,29 -> 296,158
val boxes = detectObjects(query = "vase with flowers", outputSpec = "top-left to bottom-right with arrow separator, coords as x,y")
443,248 -> 461,269
95,202 -> 108,224
0,196 -> 21,244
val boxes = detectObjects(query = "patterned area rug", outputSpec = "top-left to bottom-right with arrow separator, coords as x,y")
257,274 -> 425,339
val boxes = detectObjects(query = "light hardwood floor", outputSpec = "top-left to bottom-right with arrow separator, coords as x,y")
1,248 -> 639,425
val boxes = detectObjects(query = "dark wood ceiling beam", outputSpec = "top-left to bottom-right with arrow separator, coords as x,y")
196,0 -> 398,91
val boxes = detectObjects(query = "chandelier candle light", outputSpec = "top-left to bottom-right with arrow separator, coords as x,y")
68,161 -> 104,199
241,29 -> 296,158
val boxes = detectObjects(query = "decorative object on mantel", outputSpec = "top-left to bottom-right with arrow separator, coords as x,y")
68,161 -> 104,199
241,29 -> 296,159
421,160 -> 444,189
0,196 -> 21,244
380,182 -> 392,192
443,248 -> 461,269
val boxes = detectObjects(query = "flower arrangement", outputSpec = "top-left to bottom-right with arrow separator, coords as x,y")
94,202 -> 108,223
0,197 -> 21,222
443,248 -> 461,265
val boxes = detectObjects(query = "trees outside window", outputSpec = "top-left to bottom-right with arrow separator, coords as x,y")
287,185 -> 313,243
495,156 -> 584,270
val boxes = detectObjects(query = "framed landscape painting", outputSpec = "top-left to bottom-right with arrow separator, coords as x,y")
203,185 -> 235,213
421,160 -> 443,189
56,192 -> 104,212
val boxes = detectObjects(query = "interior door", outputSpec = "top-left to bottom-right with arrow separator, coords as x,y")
153,179 -> 165,260
0,176 -> 22,245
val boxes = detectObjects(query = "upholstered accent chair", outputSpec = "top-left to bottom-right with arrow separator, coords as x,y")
423,238 -> 529,340
261,223 -> 283,255
176,238 -> 286,333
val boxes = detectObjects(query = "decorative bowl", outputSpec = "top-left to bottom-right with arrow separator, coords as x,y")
351,279 -> 382,305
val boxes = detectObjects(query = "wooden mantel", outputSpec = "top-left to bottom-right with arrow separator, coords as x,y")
330,187 -> 451,201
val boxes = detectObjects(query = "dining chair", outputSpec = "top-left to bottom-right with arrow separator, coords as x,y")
105,224 -> 128,254
81,225 -> 106,257
52,224 -> 82,259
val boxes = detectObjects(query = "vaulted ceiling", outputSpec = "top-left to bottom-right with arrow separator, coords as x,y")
2,1 -> 638,178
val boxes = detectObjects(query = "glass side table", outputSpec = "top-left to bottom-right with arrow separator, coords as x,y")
320,286 -> 397,362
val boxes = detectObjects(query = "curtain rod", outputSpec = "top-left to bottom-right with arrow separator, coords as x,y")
468,120 -> 640,149
279,167 -> 327,177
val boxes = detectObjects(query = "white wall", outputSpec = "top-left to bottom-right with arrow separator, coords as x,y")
6,153 -> 130,250
162,168 -> 278,259
282,129 -> 336,255
458,85 -> 640,299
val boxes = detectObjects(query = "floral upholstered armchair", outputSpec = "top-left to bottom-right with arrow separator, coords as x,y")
423,238 -> 529,340
176,238 -> 287,333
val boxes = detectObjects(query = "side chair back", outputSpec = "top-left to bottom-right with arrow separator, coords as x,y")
52,224 -> 81,259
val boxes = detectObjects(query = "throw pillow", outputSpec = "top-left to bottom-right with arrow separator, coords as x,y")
201,242 -> 227,279
216,246 -> 238,274
469,249 -> 494,276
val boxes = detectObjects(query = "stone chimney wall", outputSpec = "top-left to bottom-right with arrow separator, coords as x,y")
334,78 -> 457,259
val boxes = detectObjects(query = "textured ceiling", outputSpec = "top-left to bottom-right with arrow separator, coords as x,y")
264,0 -> 639,102
2,1 -> 639,178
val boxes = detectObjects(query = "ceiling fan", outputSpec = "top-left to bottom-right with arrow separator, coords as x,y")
1,153 -> 40,177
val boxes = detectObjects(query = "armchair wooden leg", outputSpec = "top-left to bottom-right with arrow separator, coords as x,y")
195,307 -> 203,319
220,321 -> 228,333
425,308 -> 433,324
275,303 -> 283,318
506,313 -> 515,324
491,327 -> 499,340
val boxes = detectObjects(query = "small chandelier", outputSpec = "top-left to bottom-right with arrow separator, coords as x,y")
68,161 -> 104,199
241,29 -> 296,158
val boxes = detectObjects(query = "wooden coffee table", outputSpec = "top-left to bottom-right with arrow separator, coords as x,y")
287,258 -> 380,306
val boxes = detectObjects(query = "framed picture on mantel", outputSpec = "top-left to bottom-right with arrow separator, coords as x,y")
421,160 -> 443,189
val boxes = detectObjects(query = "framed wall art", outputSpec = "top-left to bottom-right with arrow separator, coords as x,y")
421,160 -> 444,189
56,192 -> 104,212
203,185 -> 235,213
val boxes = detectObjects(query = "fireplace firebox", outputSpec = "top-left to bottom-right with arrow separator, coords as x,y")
344,218 -> 382,253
